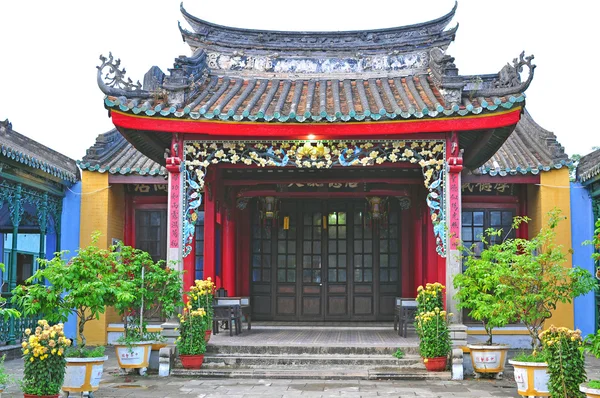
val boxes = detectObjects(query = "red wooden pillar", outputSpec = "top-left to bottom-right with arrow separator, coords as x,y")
183,233 -> 196,302
203,168 -> 217,281
222,205 -> 236,296
424,211 -> 438,284
412,202 -> 424,295
400,205 -> 412,296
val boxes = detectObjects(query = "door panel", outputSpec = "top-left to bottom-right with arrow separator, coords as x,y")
251,198 -> 401,321
300,202 -> 323,319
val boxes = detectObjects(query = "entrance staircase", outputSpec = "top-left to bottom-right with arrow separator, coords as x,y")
171,324 -> 451,380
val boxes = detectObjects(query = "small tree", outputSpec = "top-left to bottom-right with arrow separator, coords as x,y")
479,209 -> 595,349
453,217 -> 528,345
0,263 -> 20,321
11,233 -> 117,353
112,243 -> 183,340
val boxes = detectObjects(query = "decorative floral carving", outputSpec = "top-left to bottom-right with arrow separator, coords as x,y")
182,140 -> 447,257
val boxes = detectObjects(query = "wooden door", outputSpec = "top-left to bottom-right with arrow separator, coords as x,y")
325,202 -> 350,318
300,201 -> 324,319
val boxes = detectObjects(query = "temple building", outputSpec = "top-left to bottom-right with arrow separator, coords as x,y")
83,2 -> 574,342
572,149 -> 600,337
0,119 -> 81,343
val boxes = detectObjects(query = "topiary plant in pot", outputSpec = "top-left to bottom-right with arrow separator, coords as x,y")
11,232 -> 117,397
454,218 -> 525,379
112,243 -> 183,376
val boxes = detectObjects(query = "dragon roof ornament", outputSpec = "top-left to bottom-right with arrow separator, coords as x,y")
97,53 -> 152,99
465,52 -> 536,98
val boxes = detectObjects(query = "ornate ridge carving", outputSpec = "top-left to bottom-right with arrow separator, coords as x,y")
97,53 -> 152,98
466,52 -> 536,97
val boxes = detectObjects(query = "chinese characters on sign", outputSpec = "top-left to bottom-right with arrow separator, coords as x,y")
169,178 -> 180,248
449,173 -> 460,250
461,183 -> 513,195
129,184 -> 168,193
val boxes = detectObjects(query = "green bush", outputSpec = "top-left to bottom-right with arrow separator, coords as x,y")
540,326 -> 586,398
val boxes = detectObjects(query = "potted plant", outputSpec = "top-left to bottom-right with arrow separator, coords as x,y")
187,278 -> 215,342
454,220 -> 523,379
112,243 -> 183,375
11,233 -> 116,397
538,326 -> 586,398
20,320 -> 72,398
415,283 -> 451,371
176,306 -> 208,368
496,209 -> 596,397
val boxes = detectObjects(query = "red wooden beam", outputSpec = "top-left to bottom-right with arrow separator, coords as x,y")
222,177 -> 423,186
237,189 -> 409,198
111,108 -> 522,138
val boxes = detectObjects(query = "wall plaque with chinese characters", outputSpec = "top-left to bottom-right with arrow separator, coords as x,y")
126,184 -> 169,195
461,183 -> 515,196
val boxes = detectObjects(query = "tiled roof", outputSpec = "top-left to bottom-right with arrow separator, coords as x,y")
98,4 -> 535,125
104,75 -> 526,123
78,129 -> 166,176
0,119 -> 79,183
475,110 -> 571,176
577,149 -> 600,183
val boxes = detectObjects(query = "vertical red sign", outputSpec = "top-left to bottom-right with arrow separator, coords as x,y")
169,175 -> 180,248
449,172 -> 460,250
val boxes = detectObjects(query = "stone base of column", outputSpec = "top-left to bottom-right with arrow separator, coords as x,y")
161,320 -> 180,345
449,324 -> 467,380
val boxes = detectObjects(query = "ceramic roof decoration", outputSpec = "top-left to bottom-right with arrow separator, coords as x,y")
96,2 -> 536,170
78,129 -> 166,176
0,119 -> 79,184
577,149 -> 600,184
476,110 -> 571,176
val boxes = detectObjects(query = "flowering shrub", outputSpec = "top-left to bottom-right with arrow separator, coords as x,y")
188,278 -> 215,331
415,308 -> 452,360
416,282 -> 444,313
539,326 -> 586,397
21,320 -> 72,396
176,306 -> 207,356
415,283 -> 451,360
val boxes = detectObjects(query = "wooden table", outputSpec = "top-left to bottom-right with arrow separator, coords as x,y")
214,297 -> 252,330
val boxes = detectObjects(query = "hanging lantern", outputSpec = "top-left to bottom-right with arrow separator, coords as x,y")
367,197 -> 384,220
366,196 -> 388,228
259,196 -> 279,225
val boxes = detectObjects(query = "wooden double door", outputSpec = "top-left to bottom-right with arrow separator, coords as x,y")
251,199 -> 401,321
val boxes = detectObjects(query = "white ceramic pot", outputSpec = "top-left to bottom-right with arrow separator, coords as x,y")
581,382 -> 600,398
468,344 -> 509,379
114,341 -> 153,376
508,359 -> 549,397
63,356 -> 108,396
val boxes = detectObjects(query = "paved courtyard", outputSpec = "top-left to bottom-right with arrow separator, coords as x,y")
3,348 -> 600,398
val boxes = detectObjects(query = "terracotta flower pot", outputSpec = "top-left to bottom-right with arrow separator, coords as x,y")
205,330 -> 212,342
180,354 -> 205,369
23,394 -> 60,398
423,356 -> 447,371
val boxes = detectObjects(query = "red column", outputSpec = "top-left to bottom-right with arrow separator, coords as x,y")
183,233 -> 196,302
203,169 -> 216,281
222,206 -> 236,296
424,211 -> 438,284
412,204 -> 423,295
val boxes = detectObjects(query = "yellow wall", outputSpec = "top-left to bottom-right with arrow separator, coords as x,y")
79,172 -> 125,345
526,168 -> 574,329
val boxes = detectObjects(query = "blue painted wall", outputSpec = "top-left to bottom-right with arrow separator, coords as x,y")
571,182 -> 596,337
60,182 -> 81,341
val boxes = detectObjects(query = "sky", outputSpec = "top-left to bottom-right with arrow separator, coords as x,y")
0,0 -> 598,160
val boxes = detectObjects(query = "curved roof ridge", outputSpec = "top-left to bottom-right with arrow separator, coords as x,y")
181,1 -> 456,37
179,2 -> 457,52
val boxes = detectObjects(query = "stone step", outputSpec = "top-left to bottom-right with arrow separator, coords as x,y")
206,344 -> 420,356
171,366 -> 451,380
201,353 -> 423,368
